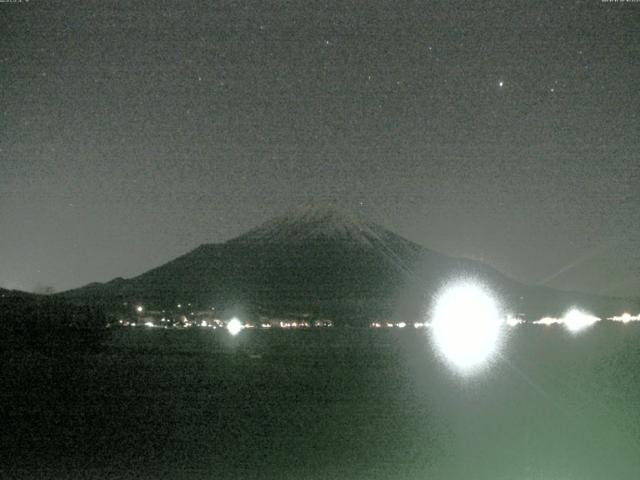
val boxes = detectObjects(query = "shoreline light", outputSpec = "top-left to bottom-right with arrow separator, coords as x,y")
563,308 -> 600,332
609,312 -> 640,323
227,318 -> 243,336
533,316 -> 563,326
505,314 -> 524,327
532,309 -> 600,332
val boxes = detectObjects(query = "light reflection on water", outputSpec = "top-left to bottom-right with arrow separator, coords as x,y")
4,325 -> 640,479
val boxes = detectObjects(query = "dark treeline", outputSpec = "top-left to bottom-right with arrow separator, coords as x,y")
0,290 -> 110,354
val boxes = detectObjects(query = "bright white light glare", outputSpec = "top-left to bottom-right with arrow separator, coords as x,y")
563,308 -> 599,332
227,318 -> 243,336
431,282 -> 502,370
136,305 -> 143,313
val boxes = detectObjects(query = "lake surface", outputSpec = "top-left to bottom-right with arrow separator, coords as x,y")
2,325 -> 640,479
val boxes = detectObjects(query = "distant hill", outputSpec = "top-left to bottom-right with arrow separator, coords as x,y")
0,288 -> 40,301
0,288 -> 108,352
58,205 -> 638,324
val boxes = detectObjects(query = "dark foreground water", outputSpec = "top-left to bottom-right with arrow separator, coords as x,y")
2,325 -> 640,479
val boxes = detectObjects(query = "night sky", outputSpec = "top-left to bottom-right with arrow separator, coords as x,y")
1,1 -> 639,297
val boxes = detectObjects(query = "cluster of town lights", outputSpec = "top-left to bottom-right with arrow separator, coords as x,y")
122,306 -> 335,330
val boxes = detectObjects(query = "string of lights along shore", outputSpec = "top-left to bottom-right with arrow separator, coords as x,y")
127,279 -> 640,375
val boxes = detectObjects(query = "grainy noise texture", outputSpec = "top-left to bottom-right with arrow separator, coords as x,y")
1,1 -> 639,297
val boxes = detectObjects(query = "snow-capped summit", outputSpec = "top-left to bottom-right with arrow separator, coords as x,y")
232,203 -> 385,246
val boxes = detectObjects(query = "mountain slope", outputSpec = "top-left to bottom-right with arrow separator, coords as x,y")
59,205 -> 638,323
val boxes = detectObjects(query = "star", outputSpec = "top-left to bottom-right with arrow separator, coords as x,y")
498,80 -> 504,88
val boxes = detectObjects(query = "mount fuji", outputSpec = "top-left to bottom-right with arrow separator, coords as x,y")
59,205 -> 638,324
